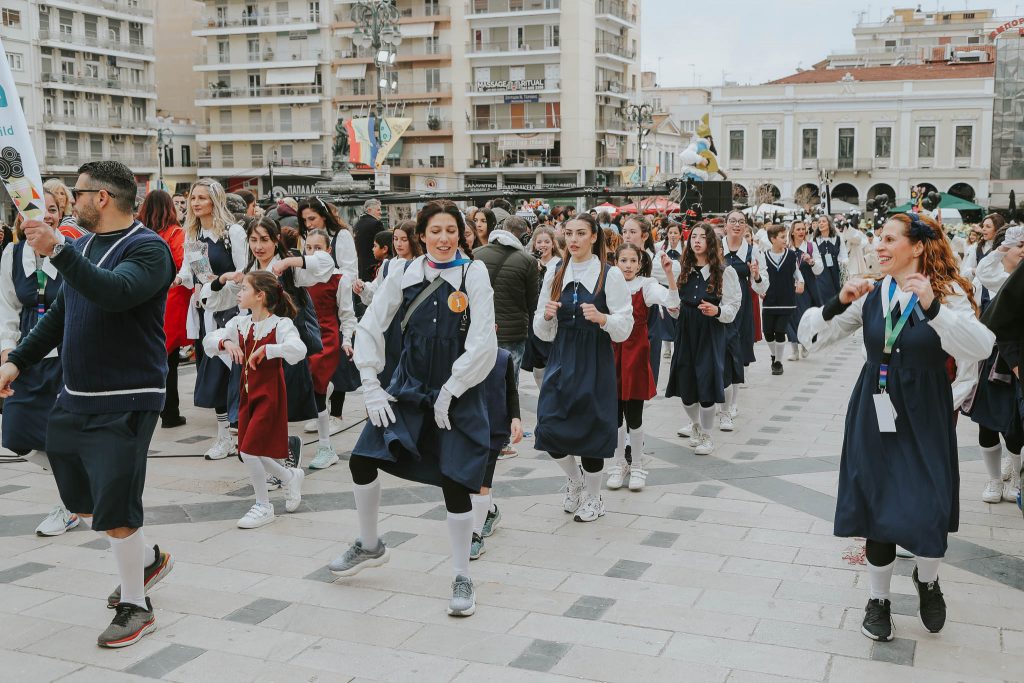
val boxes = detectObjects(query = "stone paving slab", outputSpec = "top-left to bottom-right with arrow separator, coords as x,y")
1,337 -> 1023,681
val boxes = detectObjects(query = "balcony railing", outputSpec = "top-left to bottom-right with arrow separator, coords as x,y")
45,153 -> 157,168
199,154 -> 324,169
335,83 -> 452,97
466,38 -> 560,54
44,114 -> 153,129
335,4 -> 450,21
595,0 -> 637,23
468,0 -> 561,13
816,157 -> 874,171
595,155 -> 626,167
594,41 -> 636,59
39,29 -> 154,57
41,72 -> 156,94
204,45 -> 326,65
467,156 -> 560,168
203,122 -> 323,135
76,0 -> 155,18
194,12 -> 321,30
471,115 -> 560,129
196,84 -> 323,99
597,80 -> 627,93
597,117 -> 628,130
406,118 -> 452,133
334,43 -> 451,59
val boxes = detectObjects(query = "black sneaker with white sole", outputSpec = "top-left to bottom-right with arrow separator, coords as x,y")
285,435 -> 302,469
861,598 -> 894,641
913,567 -> 946,633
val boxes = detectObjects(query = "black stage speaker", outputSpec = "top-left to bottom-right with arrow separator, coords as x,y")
678,180 -> 733,214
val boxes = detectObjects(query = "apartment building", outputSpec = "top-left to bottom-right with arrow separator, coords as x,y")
1,0 -> 159,191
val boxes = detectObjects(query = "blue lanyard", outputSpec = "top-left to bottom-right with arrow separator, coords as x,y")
879,279 -> 918,392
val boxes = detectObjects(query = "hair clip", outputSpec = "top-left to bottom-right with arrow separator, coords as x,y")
905,212 -> 936,240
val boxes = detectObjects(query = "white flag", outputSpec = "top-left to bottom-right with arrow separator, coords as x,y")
0,37 -> 44,220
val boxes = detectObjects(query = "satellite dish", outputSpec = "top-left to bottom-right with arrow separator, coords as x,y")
270,185 -> 287,201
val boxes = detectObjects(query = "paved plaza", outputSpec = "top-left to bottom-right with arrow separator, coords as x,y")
1,338 -> 1023,682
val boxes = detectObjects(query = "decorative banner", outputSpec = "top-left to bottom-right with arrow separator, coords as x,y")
375,117 -> 411,168
620,165 -> 640,186
0,39 -> 43,220
345,117 -> 374,167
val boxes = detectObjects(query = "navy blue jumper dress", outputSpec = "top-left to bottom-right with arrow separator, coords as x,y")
787,242 -> 822,342
815,236 -> 843,303
966,289 -> 1023,448
723,245 -> 756,366
521,258 -> 558,373
666,267 -> 726,406
1,242 -> 63,453
352,266 -> 492,491
193,235 -> 238,408
834,287 -> 959,558
534,265 -> 618,459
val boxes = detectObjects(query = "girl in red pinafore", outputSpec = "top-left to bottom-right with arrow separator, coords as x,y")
204,271 -> 307,530
303,229 -> 358,470
607,244 -> 679,492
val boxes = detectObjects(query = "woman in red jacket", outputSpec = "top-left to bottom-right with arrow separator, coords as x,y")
138,190 -> 192,428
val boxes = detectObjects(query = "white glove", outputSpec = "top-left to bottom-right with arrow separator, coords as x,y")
362,381 -> 396,428
433,387 -> 453,431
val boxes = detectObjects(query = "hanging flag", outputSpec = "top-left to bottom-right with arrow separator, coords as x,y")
0,39 -> 43,220
375,117 -> 411,168
345,118 -> 374,167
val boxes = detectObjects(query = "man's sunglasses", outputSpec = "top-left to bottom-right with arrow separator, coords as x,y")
70,188 -> 116,200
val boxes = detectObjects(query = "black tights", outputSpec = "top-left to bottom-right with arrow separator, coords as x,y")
330,389 -> 346,418
162,351 -> 181,419
865,539 -> 896,566
551,453 -> 603,473
348,454 -> 473,513
979,425 -> 1023,454
617,399 -> 643,430
762,313 -> 789,343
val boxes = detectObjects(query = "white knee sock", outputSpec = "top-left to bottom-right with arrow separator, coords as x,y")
533,368 -> 545,389
723,385 -> 737,411
25,450 -> 51,471
982,444 -> 1003,480
683,402 -> 701,425
585,471 -> 602,498
216,412 -> 229,440
552,455 -> 583,481
470,494 -> 490,536
353,479 -> 381,549
698,405 -> 716,432
447,510 -> 474,578
317,409 -> 331,447
1011,453 -> 1022,480
915,556 -> 942,584
614,426 -> 627,461
790,342 -> 799,356
241,453 -> 271,506
261,456 -> 293,483
139,530 -> 156,567
867,559 -> 894,600
632,428 -> 645,461
109,530 -> 147,609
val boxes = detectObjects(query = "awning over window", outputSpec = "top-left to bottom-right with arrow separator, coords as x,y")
265,67 -> 317,85
335,63 -> 367,79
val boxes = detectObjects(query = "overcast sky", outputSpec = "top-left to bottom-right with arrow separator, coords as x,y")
641,0 -> 1024,87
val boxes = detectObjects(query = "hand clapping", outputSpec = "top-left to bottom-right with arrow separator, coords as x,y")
839,278 -> 874,305
902,273 -> 935,309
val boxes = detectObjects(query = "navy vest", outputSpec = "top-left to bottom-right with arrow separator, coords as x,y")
11,242 -> 62,340
763,249 -> 798,310
484,347 -> 513,451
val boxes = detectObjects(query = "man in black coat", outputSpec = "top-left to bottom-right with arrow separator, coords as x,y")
354,199 -> 383,281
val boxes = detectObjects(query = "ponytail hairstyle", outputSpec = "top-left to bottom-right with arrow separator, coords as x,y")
549,213 -> 608,301
677,222 -> 725,298
884,213 -> 979,316
622,214 -> 655,276
184,178 -> 236,241
245,271 -> 298,319
305,228 -> 332,251
243,216 -> 289,273
298,196 -> 349,237
416,200 -> 473,259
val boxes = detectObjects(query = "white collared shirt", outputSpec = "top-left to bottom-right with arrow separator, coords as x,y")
533,254 -> 634,343
0,245 -> 60,357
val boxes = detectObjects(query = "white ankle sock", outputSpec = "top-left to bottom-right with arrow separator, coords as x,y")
585,471 -> 602,498
261,456 -> 292,483
698,405 -> 716,432
317,409 -> 331,447
1011,453 -> 1022,480
241,453 -> 271,506
470,494 -> 490,536
683,402 -> 701,425
216,413 -> 229,440
982,444 -> 1003,480
915,556 -> 941,584
867,559 -> 894,600
353,479 -> 381,549
533,368 -> 545,389
447,510 -> 474,578
552,455 -> 583,481
109,531 -> 146,609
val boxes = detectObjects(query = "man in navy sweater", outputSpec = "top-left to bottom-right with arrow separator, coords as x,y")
0,161 -> 175,649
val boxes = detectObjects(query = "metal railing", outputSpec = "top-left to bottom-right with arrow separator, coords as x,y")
466,38 -> 560,53
407,118 -> 452,132
202,122 -> 323,135
467,0 -> 560,13
597,117 -> 628,130
595,155 -> 626,167
470,115 -> 559,129
334,43 -> 451,59
595,0 -> 636,23
195,84 -> 324,99
594,41 -> 636,59
199,154 -> 324,169
41,72 -> 156,94
467,156 -> 560,168
204,45 -> 326,65
335,4 -> 450,21
74,0 -> 155,18
194,12 -> 321,30
39,29 -> 153,56
44,114 -> 154,129
44,153 -> 157,167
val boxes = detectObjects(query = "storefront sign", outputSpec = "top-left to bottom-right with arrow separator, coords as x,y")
504,94 -> 541,104
990,17 -> 1024,38
498,133 -> 556,151
476,79 -> 545,92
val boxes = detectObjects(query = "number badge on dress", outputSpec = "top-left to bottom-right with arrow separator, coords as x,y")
448,291 -> 469,313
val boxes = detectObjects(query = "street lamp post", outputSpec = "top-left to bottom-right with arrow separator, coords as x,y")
153,125 -> 174,191
623,103 -> 654,184
350,1 -> 402,147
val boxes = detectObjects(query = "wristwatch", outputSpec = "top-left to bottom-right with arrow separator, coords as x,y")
51,242 -> 66,258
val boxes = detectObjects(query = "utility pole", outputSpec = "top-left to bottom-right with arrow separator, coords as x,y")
350,1 -> 402,160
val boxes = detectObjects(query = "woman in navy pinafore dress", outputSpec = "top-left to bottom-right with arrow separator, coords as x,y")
798,212 -> 993,643
786,219 -> 823,360
534,215 -> 633,524
521,225 -> 561,389
327,201 -> 497,619
813,214 -> 847,303
666,223 -> 741,456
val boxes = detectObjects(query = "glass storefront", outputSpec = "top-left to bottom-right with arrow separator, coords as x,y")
991,34 -> 1024,182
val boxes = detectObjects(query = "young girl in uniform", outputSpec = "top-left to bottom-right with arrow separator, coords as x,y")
621,215 -> 674,388
302,229 -> 357,470
328,201 -> 497,618
654,222 -> 683,360
813,214 -> 847,303
204,272 -> 307,529
798,212 -> 993,643
0,192 -> 81,536
534,214 -> 633,523
960,213 -> 1002,282
761,224 -> 805,375
606,244 -> 679,492
522,225 -> 562,389
666,222 -> 741,456
177,179 -> 248,461
786,219 -> 822,361
299,196 -> 358,281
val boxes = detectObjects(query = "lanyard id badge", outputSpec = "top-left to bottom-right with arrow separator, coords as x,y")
875,280 -> 918,432
34,256 -> 48,320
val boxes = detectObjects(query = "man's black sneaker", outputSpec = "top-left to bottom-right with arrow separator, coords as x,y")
913,567 -> 946,633
97,597 -> 156,648
286,435 -> 302,469
771,361 -> 784,376
861,598 -> 894,641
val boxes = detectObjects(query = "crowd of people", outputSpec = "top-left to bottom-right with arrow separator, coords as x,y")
0,162 -> 1021,650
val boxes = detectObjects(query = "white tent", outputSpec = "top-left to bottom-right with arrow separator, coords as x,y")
743,202 -> 799,218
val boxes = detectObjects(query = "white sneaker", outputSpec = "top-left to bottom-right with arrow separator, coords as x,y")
204,436 -> 233,461
628,458 -> 649,491
1002,456 -> 1014,482
1003,471 -> 1020,503
284,468 -> 304,512
562,475 -> 584,513
573,493 -> 605,522
605,461 -> 629,490
982,478 -> 1003,503
237,502 -> 275,529
35,505 -> 80,537
800,345 -> 809,359
787,351 -> 799,361
719,414 -> 734,432
695,433 -> 714,456
303,419 -> 318,433
727,405 -> 739,419
688,425 -> 703,449
677,423 -> 693,438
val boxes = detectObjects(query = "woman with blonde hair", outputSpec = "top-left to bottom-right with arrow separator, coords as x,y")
799,212 -> 994,643
43,179 -> 78,229
175,179 -> 248,460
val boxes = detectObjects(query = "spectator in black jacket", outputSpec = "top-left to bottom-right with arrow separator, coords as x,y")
354,199 -> 384,281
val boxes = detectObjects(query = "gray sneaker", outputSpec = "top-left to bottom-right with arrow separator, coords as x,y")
97,597 -> 156,648
481,504 -> 500,538
447,574 -> 476,616
328,539 -> 389,577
